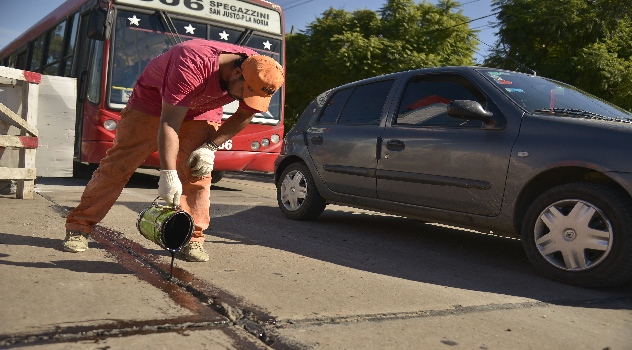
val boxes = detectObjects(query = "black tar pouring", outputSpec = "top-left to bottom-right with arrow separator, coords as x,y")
137,198 -> 194,278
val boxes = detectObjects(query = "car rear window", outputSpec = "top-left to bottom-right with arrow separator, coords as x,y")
318,80 -> 395,125
318,87 -> 354,124
338,80 -> 395,125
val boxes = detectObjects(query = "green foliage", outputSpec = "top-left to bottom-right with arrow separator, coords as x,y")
485,0 -> 632,111
284,0 -> 479,131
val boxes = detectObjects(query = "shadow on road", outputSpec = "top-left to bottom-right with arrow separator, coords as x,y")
0,232 -> 130,274
208,203 -> 632,310
35,172 -> 632,309
0,258 -> 131,274
36,169 -> 161,189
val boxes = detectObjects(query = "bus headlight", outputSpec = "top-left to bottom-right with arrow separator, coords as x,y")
271,134 -> 280,143
251,141 -> 261,150
103,119 -> 117,131
261,138 -> 270,147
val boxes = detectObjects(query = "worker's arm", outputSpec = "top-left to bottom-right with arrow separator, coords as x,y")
158,102 -> 188,170
157,101 -> 188,206
187,107 -> 255,177
209,107 -> 256,146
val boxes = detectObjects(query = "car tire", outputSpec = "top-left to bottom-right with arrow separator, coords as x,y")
277,162 -> 326,220
521,183 -> 632,287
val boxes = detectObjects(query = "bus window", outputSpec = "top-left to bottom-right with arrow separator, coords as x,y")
67,14 -> 80,55
245,35 -> 282,61
43,62 -> 60,76
62,14 -> 80,77
86,41 -> 104,104
8,54 -> 16,68
74,12 -> 93,80
171,19 -> 206,40
30,35 -> 46,71
43,21 -> 66,75
16,51 -> 27,70
209,25 -> 243,44
109,10 -> 206,107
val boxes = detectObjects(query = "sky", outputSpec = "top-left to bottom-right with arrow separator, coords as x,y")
0,0 -> 497,61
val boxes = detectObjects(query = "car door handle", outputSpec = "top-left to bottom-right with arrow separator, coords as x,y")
311,136 -> 323,145
386,139 -> 405,151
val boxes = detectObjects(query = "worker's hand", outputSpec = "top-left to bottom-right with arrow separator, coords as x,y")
186,146 -> 215,178
158,170 -> 182,207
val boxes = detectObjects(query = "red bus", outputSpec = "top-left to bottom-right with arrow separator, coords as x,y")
0,0 -> 285,181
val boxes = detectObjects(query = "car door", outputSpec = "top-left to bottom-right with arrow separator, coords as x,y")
376,74 -> 516,216
306,79 -> 395,198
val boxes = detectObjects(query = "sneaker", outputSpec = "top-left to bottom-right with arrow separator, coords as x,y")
180,241 -> 209,262
62,230 -> 89,252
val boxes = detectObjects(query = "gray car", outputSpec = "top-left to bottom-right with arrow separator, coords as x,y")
274,67 -> 632,287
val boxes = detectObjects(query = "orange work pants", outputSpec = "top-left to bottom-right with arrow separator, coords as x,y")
66,107 -> 219,242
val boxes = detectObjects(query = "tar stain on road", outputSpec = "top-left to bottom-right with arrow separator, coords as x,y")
0,195 -> 297,350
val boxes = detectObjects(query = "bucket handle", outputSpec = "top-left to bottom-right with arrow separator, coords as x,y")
153,196 -> 182,211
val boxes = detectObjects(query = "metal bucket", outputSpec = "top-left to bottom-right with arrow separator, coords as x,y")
137,198 -> 193,252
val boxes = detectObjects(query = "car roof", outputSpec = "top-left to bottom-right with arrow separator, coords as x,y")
329,66 -> 507,92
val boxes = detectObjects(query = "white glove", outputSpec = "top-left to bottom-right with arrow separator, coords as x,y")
187,146 -> 215,177
158,170 -> 182,207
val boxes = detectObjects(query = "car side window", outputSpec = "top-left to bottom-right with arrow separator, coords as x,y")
318,88 -> 354,124
396,77 -> 483,127
338,80 -> 395,125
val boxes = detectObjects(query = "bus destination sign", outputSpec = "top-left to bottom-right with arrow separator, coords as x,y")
115,0 -> 282,34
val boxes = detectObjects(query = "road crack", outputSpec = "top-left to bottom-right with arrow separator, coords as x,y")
276,297 -> 632,328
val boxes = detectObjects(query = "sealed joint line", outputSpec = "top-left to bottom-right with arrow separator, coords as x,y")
0,318 -> 229,348
277,301 -> 548,327
277,297 -> 632,328
90,226 -> 282,347
39,194 -> 289,349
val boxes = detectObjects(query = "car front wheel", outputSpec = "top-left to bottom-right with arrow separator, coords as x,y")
277,162 -> 326,220
521,183 -> 632,287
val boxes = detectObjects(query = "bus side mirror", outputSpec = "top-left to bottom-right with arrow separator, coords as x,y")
87,7 -> 112,41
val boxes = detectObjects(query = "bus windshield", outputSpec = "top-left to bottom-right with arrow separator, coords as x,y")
109,9 -> 283,124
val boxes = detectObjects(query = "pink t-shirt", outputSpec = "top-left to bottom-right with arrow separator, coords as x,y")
127,39 -> 258,122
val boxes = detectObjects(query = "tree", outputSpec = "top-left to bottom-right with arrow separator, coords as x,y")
485,0 -> 632,111
284,0 -> 479,130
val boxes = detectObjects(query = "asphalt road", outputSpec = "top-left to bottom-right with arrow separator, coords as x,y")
1,170 -> 631,349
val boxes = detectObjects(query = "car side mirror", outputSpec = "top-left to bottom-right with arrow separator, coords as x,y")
87,7 -> 112,41
447,100 -> 494,123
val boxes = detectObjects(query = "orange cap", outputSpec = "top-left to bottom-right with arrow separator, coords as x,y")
241,55 -> 285,112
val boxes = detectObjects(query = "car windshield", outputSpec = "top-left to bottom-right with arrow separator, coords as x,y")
477,68 -> 632,120
109,10 -> 283,124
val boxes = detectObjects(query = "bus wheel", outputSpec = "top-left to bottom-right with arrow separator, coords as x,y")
73,161 -> 98,178
211,171 -> 224,184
